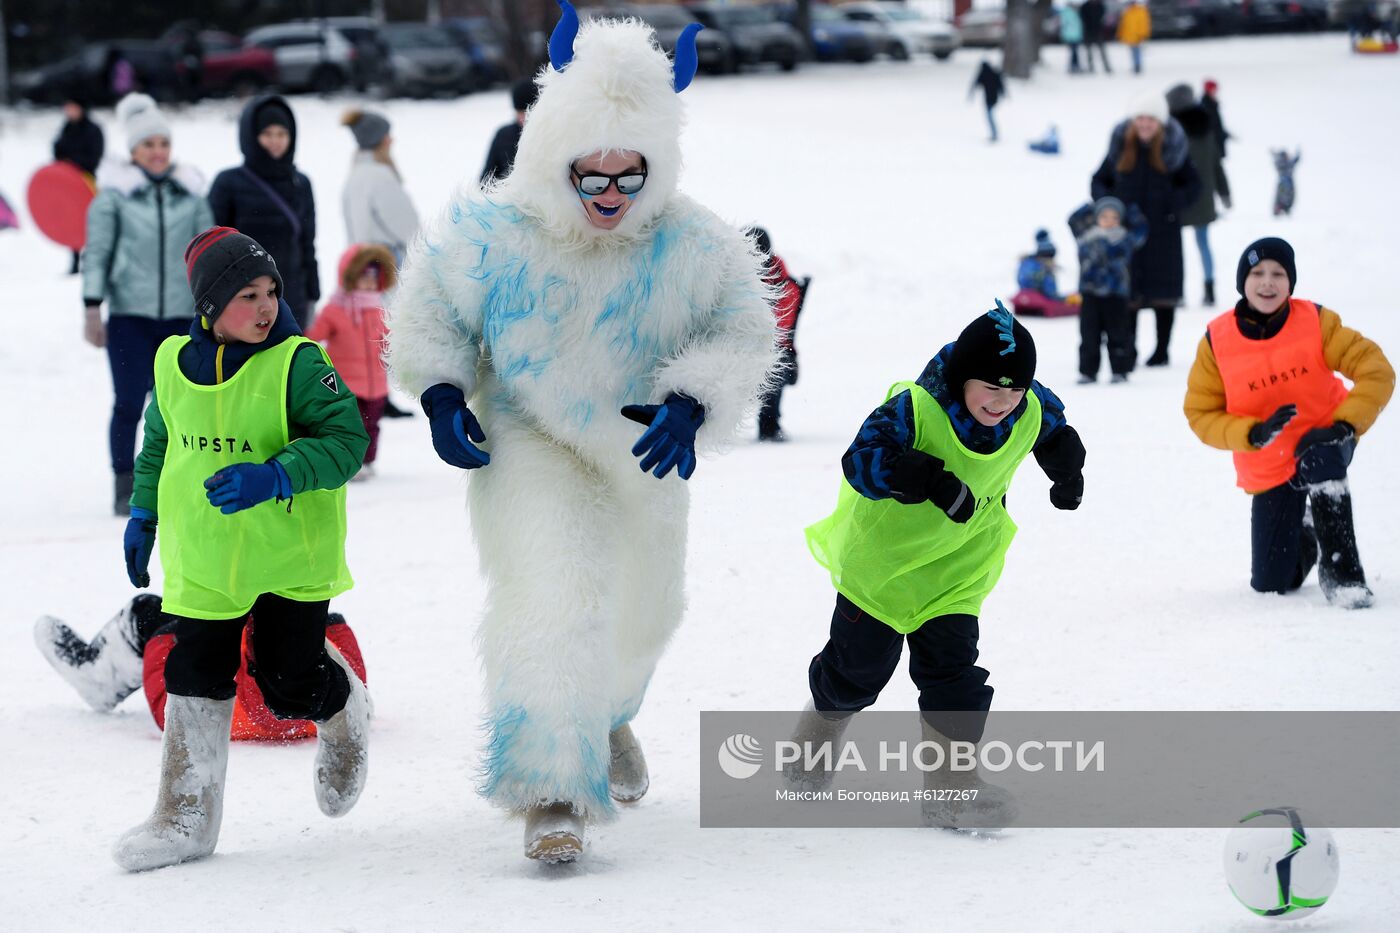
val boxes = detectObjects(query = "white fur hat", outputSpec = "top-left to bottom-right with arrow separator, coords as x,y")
116,93 -> 172,151
501,10 -> 689,244
1127,90 -> 1168,124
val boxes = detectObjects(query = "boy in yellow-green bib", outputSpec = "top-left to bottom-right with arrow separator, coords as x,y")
795,304 -> 1086,829
114,227 -> 370,872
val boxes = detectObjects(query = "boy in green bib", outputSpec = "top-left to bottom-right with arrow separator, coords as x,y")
114,227 -> 371,871
797,305 -> 1086,829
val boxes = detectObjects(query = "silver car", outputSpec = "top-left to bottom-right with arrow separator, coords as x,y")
245,22 -> 359,93
380,24 -> 475,98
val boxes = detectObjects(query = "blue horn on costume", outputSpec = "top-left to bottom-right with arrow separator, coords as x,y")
549,0 -> 580,72
673,23 -> 702,92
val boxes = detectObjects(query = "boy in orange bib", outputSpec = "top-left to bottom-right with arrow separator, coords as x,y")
1184,238 -> 1393,608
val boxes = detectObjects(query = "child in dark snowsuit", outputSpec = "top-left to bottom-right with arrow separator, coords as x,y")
746,225 -> 806,441
1184,238 -> 1393,608
1069,196 -> 1148,382
1272,149 -> 1300,216
969,61 -> 1007,143
114,227 -> 371,872
791,305 -> 1086,829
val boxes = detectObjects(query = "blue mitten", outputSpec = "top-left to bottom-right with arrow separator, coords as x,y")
421,383 -> 490,470
621,393 -> 705,480
204,461 -> 292,514
123,507 -> 158,588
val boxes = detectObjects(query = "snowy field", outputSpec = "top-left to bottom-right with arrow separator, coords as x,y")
3,32 -> 1398,932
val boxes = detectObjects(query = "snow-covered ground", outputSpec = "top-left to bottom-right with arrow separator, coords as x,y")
3,33 -> 1397,932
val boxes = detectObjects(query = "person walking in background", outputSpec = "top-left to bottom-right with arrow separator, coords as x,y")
82,94 -> 212,516
53,95 -> 105,274
1091,93 -> 1201,368
306,244 -> 398,479
1080,0 -> 1112,73
342,109 -> 420,265
746,225 -> 806,442
1201,79 -> 1231,159
1167,84 -> 1231,307
207,95 -> 320,332
1116,0 -> 1151,75
1059,4 -> 1085,74
969,60 -> 1007,143
481,78 -> 540,185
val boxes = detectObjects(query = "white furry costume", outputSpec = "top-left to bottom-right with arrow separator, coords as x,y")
387,14 -> 776,820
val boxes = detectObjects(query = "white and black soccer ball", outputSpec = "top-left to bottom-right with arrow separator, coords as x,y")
1223,807 -> 1339,919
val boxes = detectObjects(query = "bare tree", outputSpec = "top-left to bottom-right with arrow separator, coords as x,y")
1003,0 -> 1035,78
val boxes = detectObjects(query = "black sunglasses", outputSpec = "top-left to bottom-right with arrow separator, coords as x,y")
570,161 -> 648,197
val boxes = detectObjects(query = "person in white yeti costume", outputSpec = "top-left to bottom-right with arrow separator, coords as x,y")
386,1 -> 776,862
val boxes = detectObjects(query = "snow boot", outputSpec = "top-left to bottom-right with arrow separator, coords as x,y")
33,594 -> 161,712
1203,279 -> 1216,307
381,398 -> 415,419
782,702 -> 854,792
314,642 -> 371,817
1309,481 -> 1373,609
919,719 -> 1019,832
114,470 -> 134,517
608,723 -> 649,803
524,802 -> 585,863
113,694 -> 234,871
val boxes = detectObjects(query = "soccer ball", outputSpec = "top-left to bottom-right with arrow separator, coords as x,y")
1223,807 -> 1340,919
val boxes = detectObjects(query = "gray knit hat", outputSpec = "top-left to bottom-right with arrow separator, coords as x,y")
184,227 -> 283,323
1094,196 -> 1126,219
342,109 -> 390,150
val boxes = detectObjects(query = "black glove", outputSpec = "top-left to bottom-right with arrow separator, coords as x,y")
888,450 -> 975,523
1247,404 -> 1298,449
1049,474 -> 1083,510
1295,421 -> 1354,456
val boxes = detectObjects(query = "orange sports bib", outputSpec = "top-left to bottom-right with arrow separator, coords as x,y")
1208,298 -> 1347,490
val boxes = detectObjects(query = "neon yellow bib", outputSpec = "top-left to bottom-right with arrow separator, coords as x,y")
806,381 -> 1040,633
153,335 -> 352,620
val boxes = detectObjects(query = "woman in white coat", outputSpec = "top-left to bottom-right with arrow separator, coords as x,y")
386,2 -> 777,863
340,109 -> 419,264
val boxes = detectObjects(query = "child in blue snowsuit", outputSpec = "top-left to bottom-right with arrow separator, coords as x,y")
1069,196 -> 1148,382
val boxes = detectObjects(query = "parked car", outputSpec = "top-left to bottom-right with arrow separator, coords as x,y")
955,7 -> 1060,47
591,6 -> 738,74
776,3 -> 881,62
13,41 -> 180,106
689,3 -> 805,71
1144,0 -> 1245,37
1237,0 -> 1331,32
441,17 -> 511,86
295,16 -> 391,89
245,22 -> 360,94
378,24 -> 475,98
180,31 -> 278,97
840,1 -> 961,60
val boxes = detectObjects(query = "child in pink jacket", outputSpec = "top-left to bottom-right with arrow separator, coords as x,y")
306,243 -> 396,478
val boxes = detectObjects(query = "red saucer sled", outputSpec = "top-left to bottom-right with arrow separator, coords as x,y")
26,162 -> 96,251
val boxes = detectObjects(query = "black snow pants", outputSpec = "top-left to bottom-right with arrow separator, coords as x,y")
1079,293 -> 1135,377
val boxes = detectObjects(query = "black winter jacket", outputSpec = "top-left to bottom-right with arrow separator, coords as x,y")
207,95 -> 320,317
53,117 -> 105,175
1091,125 -> 1202,305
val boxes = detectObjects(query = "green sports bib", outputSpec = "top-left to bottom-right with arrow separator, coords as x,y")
152,335 -> 352,619
806,381 -> 1040,633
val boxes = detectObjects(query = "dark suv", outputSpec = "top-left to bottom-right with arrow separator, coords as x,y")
689,4 -> 804,71
591,5 -> 739,74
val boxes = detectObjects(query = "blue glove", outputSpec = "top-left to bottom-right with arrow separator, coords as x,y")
124,507 -> 157,588
204,460 -> 292,514
421,383 -> 490,470
621,393 -> 705,480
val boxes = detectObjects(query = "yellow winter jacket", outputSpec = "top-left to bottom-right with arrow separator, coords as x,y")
1184,305 -> 1394,489
1117,5 -> 1152,45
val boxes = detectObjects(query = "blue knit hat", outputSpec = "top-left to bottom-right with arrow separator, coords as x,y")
1034,229 -> 1056,258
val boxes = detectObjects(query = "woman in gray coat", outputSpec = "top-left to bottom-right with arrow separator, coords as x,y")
82,94 -> 213,515
1167,84 -> 1230,307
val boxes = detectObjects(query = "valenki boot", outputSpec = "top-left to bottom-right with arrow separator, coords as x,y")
919,718 -> 1020,832
524,802 -> 585,863
33,595 -> 161,712
314,642 -> 371,817
782,702 -> 854,792
113,694 -> 235,871
1309,481 -> 1373,609
608,723 -> 649,803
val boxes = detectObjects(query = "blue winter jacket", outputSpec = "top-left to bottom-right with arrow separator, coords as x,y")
1017,256 -> 1062,300
1068,202 -> 1148,298
82,161 -> 213,320
1059,7 -> 1085,44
